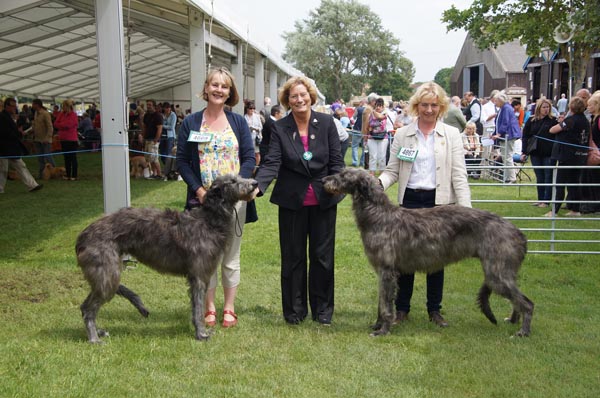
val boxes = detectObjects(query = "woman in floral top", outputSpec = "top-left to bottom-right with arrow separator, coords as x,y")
176,67 -> 256,328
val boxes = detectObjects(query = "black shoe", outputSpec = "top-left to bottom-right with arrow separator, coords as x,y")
429,311 -> 449,327
394,310 -> 409,325
317,316 -> 331,326
29,184 -> 43,192
285,316 -> 301,325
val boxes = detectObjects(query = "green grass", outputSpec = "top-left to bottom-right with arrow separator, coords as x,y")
1,154 -> 599,397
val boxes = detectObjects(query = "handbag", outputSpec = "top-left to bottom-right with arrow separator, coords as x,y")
525,135 -> 538,154
368,113 -> 386,139
587,118 -> 600,165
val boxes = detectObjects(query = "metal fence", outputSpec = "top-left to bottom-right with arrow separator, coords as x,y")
468,163 -> 600,255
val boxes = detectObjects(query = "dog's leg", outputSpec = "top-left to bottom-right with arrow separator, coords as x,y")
370,267 -> 396,337
80,293 -> 105,344
188,275 -> 210,341
477,283 -> 497,325
505,309 -> 520,324
116,284 -> 150,317
513,293 -> 534,337
489,275 -> 534,337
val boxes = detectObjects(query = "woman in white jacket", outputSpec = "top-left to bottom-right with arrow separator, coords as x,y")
378,81 -> 471,328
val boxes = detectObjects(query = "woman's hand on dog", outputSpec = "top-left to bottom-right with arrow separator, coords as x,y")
196,186 -> 207,204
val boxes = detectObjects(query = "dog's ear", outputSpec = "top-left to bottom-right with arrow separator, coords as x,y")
356,177 -> 372,198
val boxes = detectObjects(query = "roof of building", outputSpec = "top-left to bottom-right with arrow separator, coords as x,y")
451,35 -> 528,81
0,0 -> 304,102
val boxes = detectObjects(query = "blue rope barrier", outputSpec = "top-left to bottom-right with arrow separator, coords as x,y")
1,134 -> 592,160
530,134 -> 594,151
0,143 -> 176,160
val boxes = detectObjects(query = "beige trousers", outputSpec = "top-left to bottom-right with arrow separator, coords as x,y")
0,158 -> 39,193
208,200 -> 247,289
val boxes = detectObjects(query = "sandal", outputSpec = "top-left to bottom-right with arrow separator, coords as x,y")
222,309 -> 238,328
204,310 -> 217,327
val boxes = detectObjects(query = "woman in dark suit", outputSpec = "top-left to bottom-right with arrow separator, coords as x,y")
255,76 -> 345,325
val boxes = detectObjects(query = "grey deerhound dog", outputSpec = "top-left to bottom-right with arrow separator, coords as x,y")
323,168 -> 533,337
76,174 -> 258,343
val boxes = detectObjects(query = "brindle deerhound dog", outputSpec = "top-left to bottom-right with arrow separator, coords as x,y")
76,174 -> 258,343
323,168 -> 533,337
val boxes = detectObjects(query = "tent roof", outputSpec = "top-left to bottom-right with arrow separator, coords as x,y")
0,0 -> 303,102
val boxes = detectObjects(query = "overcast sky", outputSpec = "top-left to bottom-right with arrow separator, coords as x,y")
217,0 -> 473,82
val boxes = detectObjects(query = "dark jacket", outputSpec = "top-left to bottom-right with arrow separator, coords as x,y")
255,110 -> 345,210
551,113 -> 590,164
0,110 -> 28,157
521,115 -> 558,157
176,109 -> 257,222
259,115 -> 275,156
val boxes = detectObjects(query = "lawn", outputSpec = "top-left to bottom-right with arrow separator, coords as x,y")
1,153 -> 599,397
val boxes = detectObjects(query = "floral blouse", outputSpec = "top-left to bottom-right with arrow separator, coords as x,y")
198,120 -> 240,189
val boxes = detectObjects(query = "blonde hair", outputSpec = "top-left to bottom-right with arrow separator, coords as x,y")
61,99 -> 75,112
464,121 -> 477,133
407,81 -> 449,118
202,67 -> 239,107
588,91 -> 600,116
278,76 -> 318,110
532,98 -> 555,121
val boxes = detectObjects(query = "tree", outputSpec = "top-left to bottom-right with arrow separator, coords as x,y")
442,0 -> 600,96
434,67 -> 453,94
282,0 -> 414,102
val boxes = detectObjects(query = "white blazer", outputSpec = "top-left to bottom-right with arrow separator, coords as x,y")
379,119 -> 472,207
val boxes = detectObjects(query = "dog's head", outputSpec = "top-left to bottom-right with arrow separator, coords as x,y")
52,167 -> 67,178
205,174 -> 258,207
323,168 -> 380,198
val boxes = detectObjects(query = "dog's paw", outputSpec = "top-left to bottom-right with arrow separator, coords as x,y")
369,328 -> 390,337
513,329 -> 530,338
195,331 -> 211,341
98,329 -> 109,337
370,322 -> 382,331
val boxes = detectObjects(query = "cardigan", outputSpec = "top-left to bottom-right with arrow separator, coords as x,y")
176,109 -> 257,222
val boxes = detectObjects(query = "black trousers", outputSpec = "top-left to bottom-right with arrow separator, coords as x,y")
278,205 -> 337,323
554,163 -> 583,213
61,140 -> 78,179
395,188 -> 444,314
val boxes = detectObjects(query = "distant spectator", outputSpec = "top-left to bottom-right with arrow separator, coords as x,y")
556,93 -> 568,115
351,99 -> 366,167
464,91 -> 483,135
259,104 -> 283,165
491,92 -> 522,183
461,121 -> 483,179
581,91 -> 600,214
547,96 -> 590,217
521,98 -> 557,207
244,100 -> 262,167
143,99 -> 164,179
160,102 -> 177,165
54,99 -> 79,180
333,109 -> 350,160
0,97 -> 43,193
444,96 -> 467,131
31,99 -> 55,179
512,100 -> 525,127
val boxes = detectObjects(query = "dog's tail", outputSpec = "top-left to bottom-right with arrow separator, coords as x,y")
116,284 -> 150,317
477,284 -> 497,324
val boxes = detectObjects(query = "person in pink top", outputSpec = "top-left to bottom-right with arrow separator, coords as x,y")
255,76 -> 345,326
54,99 -> 79,180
